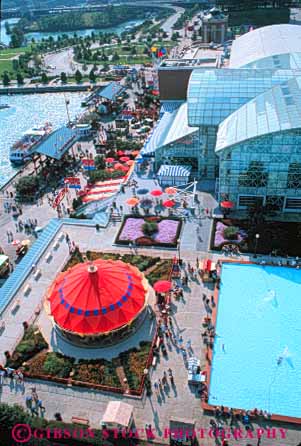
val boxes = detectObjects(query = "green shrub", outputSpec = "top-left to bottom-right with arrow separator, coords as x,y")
7,326 -> 48,368
223,226 -> 240,240
43,353 -> 74,378
142,221 -> 158,236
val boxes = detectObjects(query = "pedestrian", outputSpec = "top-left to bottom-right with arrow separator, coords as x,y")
186,339 -> 192,351
178,336 -> 183,347
25,395 -> 33,410
65,233 -> 70,244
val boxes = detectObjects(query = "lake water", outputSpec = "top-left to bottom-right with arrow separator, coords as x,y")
0,92 -> 86,186
1,19 -> 144,46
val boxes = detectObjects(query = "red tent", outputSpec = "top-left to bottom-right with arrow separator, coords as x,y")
47,259 -> 147,335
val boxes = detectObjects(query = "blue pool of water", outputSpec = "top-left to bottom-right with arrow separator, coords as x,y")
209,263 -> 301,418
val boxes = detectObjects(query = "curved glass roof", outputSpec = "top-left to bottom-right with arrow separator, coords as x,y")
216,77 -> 301,152
242,53 -> 301,70
141,102 -> 198,155
187,68 -> 301,127
230,24 -> 301,69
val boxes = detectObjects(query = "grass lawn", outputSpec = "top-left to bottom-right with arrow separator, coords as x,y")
0,60 -> 14,77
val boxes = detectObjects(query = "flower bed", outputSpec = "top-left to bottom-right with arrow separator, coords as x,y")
214,221 -> 247,248
22,339 -> 151,393
211,218 -> 301,256
115,215 -> 182,247
6,326 -> 48,369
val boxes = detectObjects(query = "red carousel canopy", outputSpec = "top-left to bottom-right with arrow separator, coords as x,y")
47,259 -> 147,336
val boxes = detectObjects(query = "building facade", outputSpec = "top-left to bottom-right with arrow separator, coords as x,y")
144,24 -> 301,212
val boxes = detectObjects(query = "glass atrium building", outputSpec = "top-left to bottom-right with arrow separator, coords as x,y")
142,24 -> 301,212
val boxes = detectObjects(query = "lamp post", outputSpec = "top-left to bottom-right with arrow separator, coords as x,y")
254,233 -> 260,258
177,238 -> 181,263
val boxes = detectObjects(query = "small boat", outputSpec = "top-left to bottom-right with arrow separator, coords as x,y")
0,104 -> 10,110
9,123 -> 52,165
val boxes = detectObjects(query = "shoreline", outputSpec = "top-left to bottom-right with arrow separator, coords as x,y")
0,83 -> 107,96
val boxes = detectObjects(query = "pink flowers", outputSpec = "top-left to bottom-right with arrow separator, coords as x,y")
154,220 -> 179,243
118,218 -> 180,244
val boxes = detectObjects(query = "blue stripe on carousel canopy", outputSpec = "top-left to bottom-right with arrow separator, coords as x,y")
109,304 -> 115,311
93,309 -> 99,316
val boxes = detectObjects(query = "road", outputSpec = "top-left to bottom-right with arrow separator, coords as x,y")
161,6 -> 185,36
43,48 -> 86,76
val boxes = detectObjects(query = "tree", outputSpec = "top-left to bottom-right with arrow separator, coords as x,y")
15,176 -> 39,199
60,71 -> 67,83
112,51 -> 120,62
2,72 -> 10,86
171,32 -> 179,41
75,69 -> 82,84
16,72 -> 24,85
41,72 -> 48,84
89,69 -> 96,83
82,63 -> 88,72
12,59 -> 19,71
94,155 -> 105,170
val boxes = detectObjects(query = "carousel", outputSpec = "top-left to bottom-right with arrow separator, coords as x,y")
45,259 -> 149,346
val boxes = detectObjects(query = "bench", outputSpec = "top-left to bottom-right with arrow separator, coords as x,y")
53,241 -> 60,250
23,284 -> 31,296
45,252 -> 52,262
71,417 -> 89,426
11,299 -> 20,314
58,232 -> 65,242
152,356 -> 157,368
34,269 -> 41,280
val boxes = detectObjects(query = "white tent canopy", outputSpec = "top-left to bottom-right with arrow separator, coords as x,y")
101,401 -> 134,428
157,164 -> 191,186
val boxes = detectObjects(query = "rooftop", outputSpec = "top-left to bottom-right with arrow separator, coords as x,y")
230,24 -> 301,69
141,103 -> 198,155
35,126 -> 77,160
187,68 -> 301,127
216,76 -> 301,152
98,81 -> 124,101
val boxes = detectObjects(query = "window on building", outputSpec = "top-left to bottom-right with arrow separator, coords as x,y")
238,196 -> 264,208
285,198 -> 301,210
266,195 -> 284,211
287,162 -> 301,189
238,161 -> 268,187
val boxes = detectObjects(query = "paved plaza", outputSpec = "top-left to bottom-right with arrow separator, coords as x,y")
0,170 -> 301,445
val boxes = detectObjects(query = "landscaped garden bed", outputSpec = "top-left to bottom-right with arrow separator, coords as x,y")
16,338 -> 152,393
63,249 -> 173,285
6,326 -> 48,369
115,215 -> 182,247
211,218 -> 301,256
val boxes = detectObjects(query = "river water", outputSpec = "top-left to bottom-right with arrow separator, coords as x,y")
0,92 -> 86,186
1,19 -> 144,46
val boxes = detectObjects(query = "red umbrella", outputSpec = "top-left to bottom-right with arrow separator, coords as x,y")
106,157 -> 115,163
163,199 -> 176,208
47,259 -> 147,335
120,165 -> 129,172
221,201 -> 234,209
117,150 -> 125,156
114,163 -> 124,170
153,280 -> 172,293
119,156 -> 130,162
151,189 -> 163,197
